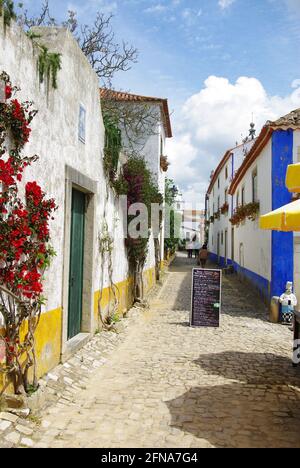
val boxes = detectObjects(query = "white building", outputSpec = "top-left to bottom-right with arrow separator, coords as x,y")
99,90 -> 172,270
0,18 -> 172,386
207,111 -> 300,303
181,209 -> 205,245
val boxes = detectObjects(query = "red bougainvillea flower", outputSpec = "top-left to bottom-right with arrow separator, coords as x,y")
5,85 -> 12,99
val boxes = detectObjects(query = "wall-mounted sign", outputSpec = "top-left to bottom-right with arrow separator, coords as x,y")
78,104 -> 86,143
190,268 -> 222,328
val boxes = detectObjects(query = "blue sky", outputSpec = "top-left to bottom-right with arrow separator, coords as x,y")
24,0 -> 300,204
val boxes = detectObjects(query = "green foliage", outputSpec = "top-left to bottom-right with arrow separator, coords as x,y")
164,178 -> 180,255
103,115 -> 122,183
114,156 -> 163,270
230,201 -> 260,226
165,209 -> 181,256
165,178 -> 179,207
38,45 -> 62,90
26,30 -> 41,40
0,0 -> 18,27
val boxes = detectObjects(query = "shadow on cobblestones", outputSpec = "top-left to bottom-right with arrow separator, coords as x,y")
166,381 -> 300,448
194,351 -> 300,386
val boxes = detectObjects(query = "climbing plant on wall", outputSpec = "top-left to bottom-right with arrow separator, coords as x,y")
0,0 -> 16,27
37,45 -> 61,90
0,72 -> 57,395
103,115 -> 122,184
0,0 -> 61,90
114,157 -> 163,302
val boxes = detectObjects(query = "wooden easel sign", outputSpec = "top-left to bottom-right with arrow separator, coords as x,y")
190,268 -> 222,328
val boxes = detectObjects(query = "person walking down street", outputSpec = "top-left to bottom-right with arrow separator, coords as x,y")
198,244 -> 209,268
186,240 -> 194,259
194,238 -> 201,259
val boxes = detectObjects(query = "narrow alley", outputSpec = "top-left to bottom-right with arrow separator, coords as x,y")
2,253 -> 300,449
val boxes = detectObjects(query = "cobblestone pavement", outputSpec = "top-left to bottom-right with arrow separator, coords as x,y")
2,253 -> 300,448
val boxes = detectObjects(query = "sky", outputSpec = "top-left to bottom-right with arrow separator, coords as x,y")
24,0 -> 300,206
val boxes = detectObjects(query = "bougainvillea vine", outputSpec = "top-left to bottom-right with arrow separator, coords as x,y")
114,157 -> 163,302
0,71 -> 57,395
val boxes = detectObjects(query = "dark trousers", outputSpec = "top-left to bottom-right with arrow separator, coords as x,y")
187,250 -> 193,258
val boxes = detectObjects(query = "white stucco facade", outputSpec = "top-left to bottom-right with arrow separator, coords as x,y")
207,124 -> 300,303
0,19 -> 162,373
207,140 -> 256,267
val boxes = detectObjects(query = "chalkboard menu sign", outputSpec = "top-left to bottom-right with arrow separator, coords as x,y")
190,269 -> 222,328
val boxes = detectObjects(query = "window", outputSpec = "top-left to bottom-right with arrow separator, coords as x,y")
236,191 -> 239,208
218,178 -> 220,189
217,196 -> 220,211
225,188 -> 228,204
241,186 -> 245,206
221,231 -> 224,245
225,166 -> 228,180
78,104 -> 86,143
252,168 -> 258,202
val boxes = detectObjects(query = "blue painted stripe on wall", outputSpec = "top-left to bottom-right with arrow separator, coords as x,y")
209,253 -> 269,300
232,262 -> 270,301
271,129 -> 294,298
209,252 -> 229,268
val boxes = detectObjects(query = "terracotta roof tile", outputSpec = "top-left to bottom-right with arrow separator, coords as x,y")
229,108 -> 300,195
100,88 -> 172,138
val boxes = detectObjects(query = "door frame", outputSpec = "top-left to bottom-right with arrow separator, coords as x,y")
61,166 -> 97,361
68,188 -> 86,340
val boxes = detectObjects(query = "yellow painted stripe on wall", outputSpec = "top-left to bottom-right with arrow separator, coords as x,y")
0,307 -> 62,393
1,267 -> 156,393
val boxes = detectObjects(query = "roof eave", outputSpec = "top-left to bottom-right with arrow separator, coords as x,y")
228,126 -> 272,195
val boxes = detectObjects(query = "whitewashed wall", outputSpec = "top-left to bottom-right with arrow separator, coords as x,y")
118,104 -> 167,265
0,20 -> 157,324
232,140 -> 272,281
207,141 -> 255,261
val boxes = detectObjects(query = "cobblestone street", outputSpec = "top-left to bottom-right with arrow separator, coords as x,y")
2,253 -> 300,448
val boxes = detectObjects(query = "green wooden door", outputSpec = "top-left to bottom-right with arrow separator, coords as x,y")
68,189 -> 85,340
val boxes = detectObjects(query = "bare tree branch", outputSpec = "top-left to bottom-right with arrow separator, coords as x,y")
17,3 -> 138,86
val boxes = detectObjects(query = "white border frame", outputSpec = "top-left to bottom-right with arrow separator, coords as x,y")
190,268 -> 222,328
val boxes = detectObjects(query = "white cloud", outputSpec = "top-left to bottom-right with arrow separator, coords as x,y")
67,0 -> 117,15
292,79 -> 300,88
166,76 -> 300,207
144,3 -> 168,14
218,0 -> 236,9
